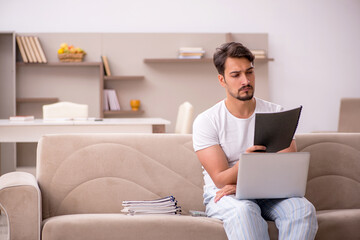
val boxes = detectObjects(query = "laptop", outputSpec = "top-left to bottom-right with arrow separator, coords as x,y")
235,152 -> 310,200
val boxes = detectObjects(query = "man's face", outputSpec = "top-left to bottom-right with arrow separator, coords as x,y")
219,57 -> 255,101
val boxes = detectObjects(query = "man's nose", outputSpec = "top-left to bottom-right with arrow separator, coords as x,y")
240,73 -> 250,85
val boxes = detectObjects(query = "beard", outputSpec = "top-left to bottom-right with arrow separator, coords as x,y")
234,84 -> 254,101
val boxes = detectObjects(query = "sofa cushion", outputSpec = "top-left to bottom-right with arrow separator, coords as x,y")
42,214 -> 227,240
267,221 -> 279,240
315,209 -> 360,240
267,209 -> 360,240
37,134 -> 204,219
295,133 -> 360,210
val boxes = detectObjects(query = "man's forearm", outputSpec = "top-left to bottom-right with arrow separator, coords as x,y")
196,145 -> 239,189
212,162 -> 239,188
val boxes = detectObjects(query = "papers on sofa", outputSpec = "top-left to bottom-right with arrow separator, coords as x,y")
9,115 -> 35,121
121,196 -> 181,215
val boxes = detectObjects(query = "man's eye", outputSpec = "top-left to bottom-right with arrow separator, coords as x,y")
231,74 -> 239,78
246,71 -> 253,74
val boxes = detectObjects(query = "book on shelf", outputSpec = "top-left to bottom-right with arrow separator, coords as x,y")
24,36 -> 37,63
251,49 -> 267,59
251,49 -> 266,55
16,36 -> 28,63
101,56 -> 112,76
33,36 -> 48,63
104,89 -> 120,111
16,35 -> 47,63
29,36 -> 43,63
20,36 -> 34,63
103,89 -> 109,111
9,115 -> 35,121
178,47 -> 205,59
179,47 -> 205,53
254,55 -> 267,59
179,52 -> 204,57
178,55 -> 202,59
121,196 -> 181,215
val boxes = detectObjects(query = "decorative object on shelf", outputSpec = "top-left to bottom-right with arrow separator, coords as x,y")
101,56 -> 112,76
16,35 -> 47,63
130,99 -> 141,111
58,53 -> 85,62
57,43 -> 86,62
178,47 -> 205,59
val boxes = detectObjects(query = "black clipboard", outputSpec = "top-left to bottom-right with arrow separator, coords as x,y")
254,106 -> 302,153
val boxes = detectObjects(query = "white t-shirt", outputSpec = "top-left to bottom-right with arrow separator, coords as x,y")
192,97 -> 283,189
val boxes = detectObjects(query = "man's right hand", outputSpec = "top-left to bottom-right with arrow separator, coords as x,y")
245,145 -> 266,153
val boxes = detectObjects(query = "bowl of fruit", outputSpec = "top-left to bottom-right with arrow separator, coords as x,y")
57,43 -> 86,62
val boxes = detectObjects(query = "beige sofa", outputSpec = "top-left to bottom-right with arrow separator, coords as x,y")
0,133 -> 359,240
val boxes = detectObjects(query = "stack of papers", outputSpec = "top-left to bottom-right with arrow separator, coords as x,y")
178,47 -> 205,59
9,115 -> 35,121
121,196 -> 181,215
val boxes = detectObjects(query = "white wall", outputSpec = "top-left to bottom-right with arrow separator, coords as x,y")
1,0 -> 359,133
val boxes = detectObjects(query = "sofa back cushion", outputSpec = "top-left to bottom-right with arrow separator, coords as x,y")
37,134 -> 204,219
296,133 -> 360,211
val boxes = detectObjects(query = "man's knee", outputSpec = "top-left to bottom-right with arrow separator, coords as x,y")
228,200 -> 262,220
222,201 -> 269,240
295,198 -> 317,220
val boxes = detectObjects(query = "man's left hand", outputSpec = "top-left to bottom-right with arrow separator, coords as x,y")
214,184 -> 236,203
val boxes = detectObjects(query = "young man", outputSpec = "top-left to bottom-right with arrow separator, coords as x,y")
192,42 -> 318,240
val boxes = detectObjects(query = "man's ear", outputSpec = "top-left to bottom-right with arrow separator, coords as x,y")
218,74 -> 226,87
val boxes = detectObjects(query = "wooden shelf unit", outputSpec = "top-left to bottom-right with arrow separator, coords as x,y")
104,75 -> 144,81
16,98 -> 59,103
144,57 -> 273,63
255,57 -> 274,61
11,33 -> 274,122
144,58 -> 213,63
103,110 -> 145,116
16,60 -> 104,117
1,32 -> 274,175
102,76 -> 145,116
16,62 -> 102,67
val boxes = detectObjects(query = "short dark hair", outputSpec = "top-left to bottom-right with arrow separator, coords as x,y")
213,42 -> 254,75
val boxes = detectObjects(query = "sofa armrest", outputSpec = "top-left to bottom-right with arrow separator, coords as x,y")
0,172 -> 41,240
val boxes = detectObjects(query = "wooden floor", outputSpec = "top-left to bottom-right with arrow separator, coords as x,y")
0,213 -> 8,240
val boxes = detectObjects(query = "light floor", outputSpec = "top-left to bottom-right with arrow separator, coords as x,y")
0,213 -> 8,240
